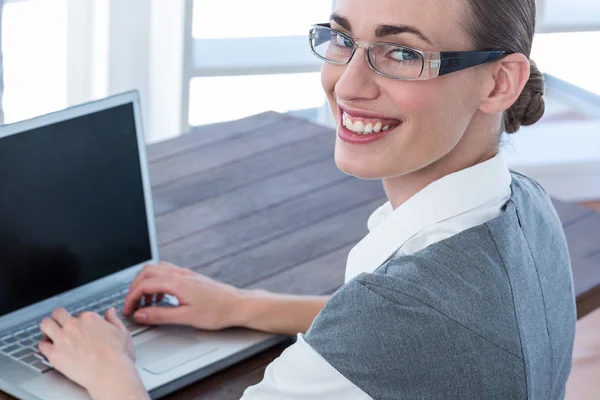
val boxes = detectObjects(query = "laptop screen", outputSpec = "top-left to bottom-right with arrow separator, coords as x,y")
0,103 -> 153,317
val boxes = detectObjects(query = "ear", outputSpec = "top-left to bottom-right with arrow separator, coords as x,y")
479,53 -> 530,115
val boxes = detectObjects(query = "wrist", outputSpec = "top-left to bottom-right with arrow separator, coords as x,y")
87,358 -> 148,400
229,289 -> 271,331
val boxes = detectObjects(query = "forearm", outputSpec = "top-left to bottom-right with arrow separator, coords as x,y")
88,363 -> 149,400
233,290 -> 329,336
90,386 -> 148,400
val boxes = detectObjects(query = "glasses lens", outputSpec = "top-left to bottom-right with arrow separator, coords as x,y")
310,27 -> 354,63
369,44 -> 424,79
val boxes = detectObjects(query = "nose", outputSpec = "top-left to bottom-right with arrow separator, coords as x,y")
334,48 -> 381,103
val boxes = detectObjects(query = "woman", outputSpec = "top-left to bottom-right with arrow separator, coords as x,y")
38,0 -> 577,398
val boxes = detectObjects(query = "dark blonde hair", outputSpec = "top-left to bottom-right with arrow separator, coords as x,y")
464,0 -> 545,134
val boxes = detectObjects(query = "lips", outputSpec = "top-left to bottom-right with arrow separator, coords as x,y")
342,111 -> 401,135
337,106 -> 402,144
338,103 -> 401,120
338,104 -> 402,135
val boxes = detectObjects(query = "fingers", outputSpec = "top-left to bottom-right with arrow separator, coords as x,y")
128,266 -> 169,307
134,305 -> 188,326
123,277 -> 180,316
40,317 -> 62,343
126,263 -> 192,314
51,308 -> 73,327
129,265 -> 165,291
129,263 -> 190,292
38,338 -> 54,361
105,308 -> 128,334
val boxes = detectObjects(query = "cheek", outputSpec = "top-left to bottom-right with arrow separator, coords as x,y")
387,81 -> 438,117
388,79 -> 471,133
384,79 -> 476,169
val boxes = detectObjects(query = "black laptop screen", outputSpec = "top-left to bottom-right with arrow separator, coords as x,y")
0,103 -> 153,317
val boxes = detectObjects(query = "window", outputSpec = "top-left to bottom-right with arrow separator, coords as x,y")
188,72 -> 324,126
534,0 -> 600,95
2,0 -> 67,124
532,31 -> 600,96
193,0 -> 332,39
186,0 -> 334,127
537,0 -> 600,32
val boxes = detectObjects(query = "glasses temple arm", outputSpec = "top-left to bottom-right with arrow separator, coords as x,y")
437,51 -> 506,76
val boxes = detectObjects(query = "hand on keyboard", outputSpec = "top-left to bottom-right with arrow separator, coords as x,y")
0,288 -> 152,376
123,261 -> 245,331
39,307 -> 149,400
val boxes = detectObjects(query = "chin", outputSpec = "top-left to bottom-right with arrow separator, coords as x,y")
334,149 -> 385,180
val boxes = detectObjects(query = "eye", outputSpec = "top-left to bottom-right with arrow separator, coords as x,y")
388,48 -> 419,62
332,33 -> 353,48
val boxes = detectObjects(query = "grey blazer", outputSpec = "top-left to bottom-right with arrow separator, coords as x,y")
304,171 -> 577,399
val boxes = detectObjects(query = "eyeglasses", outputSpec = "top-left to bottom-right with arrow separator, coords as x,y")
309,23 -> 508,81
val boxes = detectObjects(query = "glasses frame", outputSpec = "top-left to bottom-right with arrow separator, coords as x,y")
309,23 -> 508,81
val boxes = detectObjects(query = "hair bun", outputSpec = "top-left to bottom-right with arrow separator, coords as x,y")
503,60 -> 546,134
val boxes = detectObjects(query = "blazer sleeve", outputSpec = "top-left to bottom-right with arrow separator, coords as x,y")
302,273 -> 527,400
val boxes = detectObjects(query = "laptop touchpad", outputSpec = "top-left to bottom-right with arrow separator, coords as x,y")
136,332 -> 218,375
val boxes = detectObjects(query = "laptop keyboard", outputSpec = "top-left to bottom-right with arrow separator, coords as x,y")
0,288 -> 152,374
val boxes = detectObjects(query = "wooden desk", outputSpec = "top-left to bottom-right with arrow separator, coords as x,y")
1,112 -> 599,399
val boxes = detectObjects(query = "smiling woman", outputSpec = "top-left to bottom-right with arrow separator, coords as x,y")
40,0 -> 575,399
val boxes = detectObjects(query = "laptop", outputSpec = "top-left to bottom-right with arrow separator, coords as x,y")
0,91 -> 285,400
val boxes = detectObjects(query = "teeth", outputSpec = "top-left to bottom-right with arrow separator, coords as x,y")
344,118 -> 352,130
342,111 -> 396,134
353,121 -> 364,133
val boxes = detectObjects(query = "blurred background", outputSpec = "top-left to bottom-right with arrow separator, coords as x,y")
0,0 -> 599,203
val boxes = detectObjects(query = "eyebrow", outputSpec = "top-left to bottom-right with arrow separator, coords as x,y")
330,13 -> 435,47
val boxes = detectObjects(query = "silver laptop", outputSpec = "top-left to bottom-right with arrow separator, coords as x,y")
0,91 -> 285,400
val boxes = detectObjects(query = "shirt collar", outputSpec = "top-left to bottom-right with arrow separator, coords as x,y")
345,152 -> 512,283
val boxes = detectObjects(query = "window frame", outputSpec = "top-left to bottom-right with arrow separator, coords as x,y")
181,0 -> 336,132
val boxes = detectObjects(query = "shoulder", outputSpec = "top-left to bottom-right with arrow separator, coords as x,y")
508,170 -> 556,214
309,245 -> 520,351
305,249 -> 526,399
496,171 -> 567,261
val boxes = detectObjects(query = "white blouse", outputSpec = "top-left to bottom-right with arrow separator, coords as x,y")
242,153 -> 512,399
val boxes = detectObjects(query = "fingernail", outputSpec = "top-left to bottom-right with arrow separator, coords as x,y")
135,312 -> 147,322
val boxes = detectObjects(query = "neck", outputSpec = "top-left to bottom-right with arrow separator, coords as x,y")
383,124 -> 499,210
